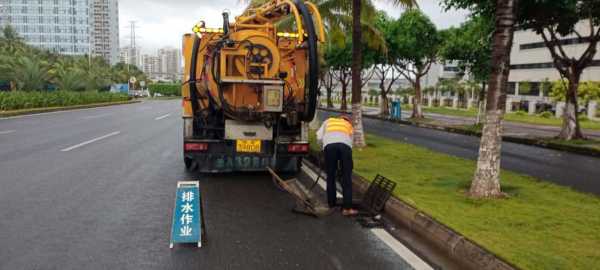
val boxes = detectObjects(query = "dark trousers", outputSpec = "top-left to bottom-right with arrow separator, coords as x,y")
324,143 -> 353,209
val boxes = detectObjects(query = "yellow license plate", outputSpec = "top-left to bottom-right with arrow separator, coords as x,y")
236,140 -> 261,153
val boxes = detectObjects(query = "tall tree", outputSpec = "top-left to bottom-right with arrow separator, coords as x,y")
390,9 -> 440,119
439,15 -> 493,120
350,0 -> 416,147
517,1 -> 600,140
324,35 -> 352,111
351,0 -> 366,147
446,0 -> 518,198
372,12 -> 402,116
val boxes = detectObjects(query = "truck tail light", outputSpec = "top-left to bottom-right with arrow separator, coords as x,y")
288,143 -> 309,153
185,143 -> 208,151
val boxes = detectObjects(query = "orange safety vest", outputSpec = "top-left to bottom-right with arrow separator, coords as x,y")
325,118 -> 353,136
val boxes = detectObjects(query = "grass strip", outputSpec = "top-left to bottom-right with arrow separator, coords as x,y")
0,100 -> 140,118
310,132 -> 600,270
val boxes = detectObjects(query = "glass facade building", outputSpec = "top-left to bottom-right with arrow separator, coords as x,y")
0,0 -> 91,55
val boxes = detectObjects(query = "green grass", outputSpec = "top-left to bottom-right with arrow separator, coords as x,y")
543,138 -> 600,151
424,106 -> 479,117
310,133 -> 600,270
504,113 -> 600,130
404,105 -> 600,130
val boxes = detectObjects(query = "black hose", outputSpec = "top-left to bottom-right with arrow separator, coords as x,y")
295,0 -> 319,122
189,35 -> 201,116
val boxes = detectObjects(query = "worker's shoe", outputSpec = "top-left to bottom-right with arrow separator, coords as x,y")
342,208 -> 359,216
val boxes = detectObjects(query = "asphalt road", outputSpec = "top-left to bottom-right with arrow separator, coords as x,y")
0,100 -> 416,270
320,110 -> 600,196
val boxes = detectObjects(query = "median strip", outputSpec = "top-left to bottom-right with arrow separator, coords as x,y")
61,131 -> 121,152
307,132 -> 600,270
154,113 -> 171,120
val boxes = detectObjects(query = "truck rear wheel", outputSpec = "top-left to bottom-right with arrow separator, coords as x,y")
184,156 -> 193,170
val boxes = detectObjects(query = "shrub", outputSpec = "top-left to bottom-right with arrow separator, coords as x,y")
515,110 -> 527,116
539,111 -> 553,118
148,83 -> 181,96
0,90 -> 129,111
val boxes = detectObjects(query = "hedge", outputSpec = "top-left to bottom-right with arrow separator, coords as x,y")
148,83 -> 181,97
0,91 -> 129,111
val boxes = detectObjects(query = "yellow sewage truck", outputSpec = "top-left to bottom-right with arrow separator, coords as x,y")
181,0 -> 325,172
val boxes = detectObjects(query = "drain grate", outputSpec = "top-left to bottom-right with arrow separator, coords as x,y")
358,175 -> 396,228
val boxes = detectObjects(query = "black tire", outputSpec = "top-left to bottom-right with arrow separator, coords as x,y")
184,156 -> 193,170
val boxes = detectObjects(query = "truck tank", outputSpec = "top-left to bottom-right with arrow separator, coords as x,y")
181,0 -> 324,172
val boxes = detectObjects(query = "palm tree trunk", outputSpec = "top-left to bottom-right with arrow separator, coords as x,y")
351,0 -> 366,147
470,0 -> 518,199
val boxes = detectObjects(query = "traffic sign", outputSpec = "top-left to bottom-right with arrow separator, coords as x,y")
170,181 -> 202,248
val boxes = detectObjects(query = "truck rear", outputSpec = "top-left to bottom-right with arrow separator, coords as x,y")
181,1 -> 324,172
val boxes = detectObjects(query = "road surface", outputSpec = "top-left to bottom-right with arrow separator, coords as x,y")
0,100 -> 423,270
320,110 -> 600,196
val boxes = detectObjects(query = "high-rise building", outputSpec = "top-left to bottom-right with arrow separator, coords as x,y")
91,0 -> 119,65
119,46 -> 141,68
141,54 -> 158,75
157,47 -> 181,80
0,0 -> 91,55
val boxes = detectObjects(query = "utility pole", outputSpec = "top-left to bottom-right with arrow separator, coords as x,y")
128,20 -> 138,72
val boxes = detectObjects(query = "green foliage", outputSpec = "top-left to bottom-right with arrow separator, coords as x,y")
518,1 -> 600,38
515,110 -> 527,116
367,89 -> 378,97
436,78 -> 465,95
539,111 -> 553,119
390,9 -> 440,71
396,87 -> 415,96
550,80 -> 600,103
0,91 -> 128,111
148,83 -> 181,96
0,25 -> 146,92
439,15 -> 493,82
519,81 -> 532,95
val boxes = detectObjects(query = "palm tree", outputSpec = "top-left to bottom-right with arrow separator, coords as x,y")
54,67 -> 87,91
8,57 -> 50,91
351,0 -> 416,147
470,0 -> 518,199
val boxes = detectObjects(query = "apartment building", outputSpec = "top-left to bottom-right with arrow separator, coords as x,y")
0,0 -> 91,55
91,0 -> 119,65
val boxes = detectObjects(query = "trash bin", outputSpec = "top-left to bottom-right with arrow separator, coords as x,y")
391,101 -> 401,120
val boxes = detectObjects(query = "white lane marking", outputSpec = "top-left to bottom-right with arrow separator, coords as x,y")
301,163 -> 432,270
60,131 -> 121,152
0,130 -> 16,135
82,113 -> 112,120
154,113 -> 171,120
371,228 -> 433,270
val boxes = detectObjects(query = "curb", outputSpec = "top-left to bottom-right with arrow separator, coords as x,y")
319,107 -> 600,158
304,155 -> 518,270
0,100 -> 141,118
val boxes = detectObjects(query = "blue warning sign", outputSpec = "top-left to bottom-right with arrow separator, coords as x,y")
170,181 -> 201,248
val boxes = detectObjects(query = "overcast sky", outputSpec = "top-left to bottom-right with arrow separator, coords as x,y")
118,0 -> 469,53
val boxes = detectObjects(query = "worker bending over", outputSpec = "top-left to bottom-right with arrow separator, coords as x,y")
316,115 -> 358,216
